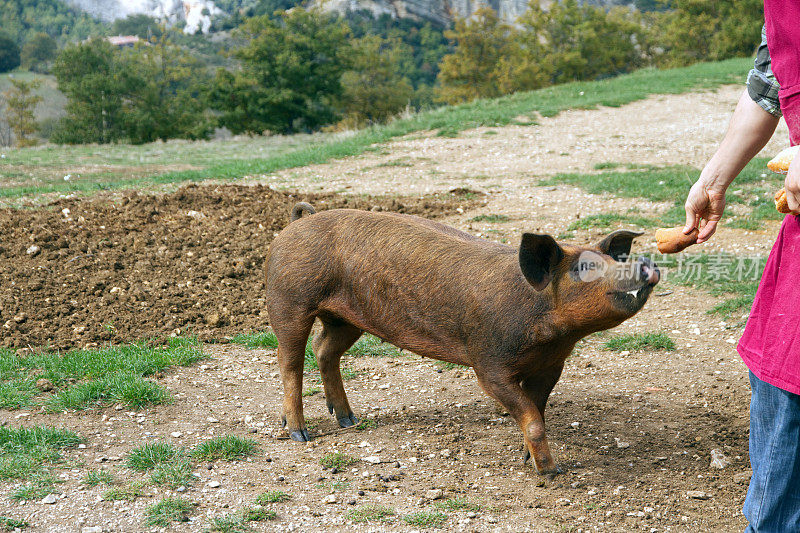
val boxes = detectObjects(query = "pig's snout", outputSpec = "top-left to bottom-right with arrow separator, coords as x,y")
636,256 -> 660,285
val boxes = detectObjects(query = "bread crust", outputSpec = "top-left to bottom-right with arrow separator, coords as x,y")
655,226 -> 698,254
775,188 -> 791,214
767,145 -> 799,174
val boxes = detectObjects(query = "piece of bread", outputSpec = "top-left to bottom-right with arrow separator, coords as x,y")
655,226 -> 698,254
775,188 -> 791,214
767,145 -> 799,174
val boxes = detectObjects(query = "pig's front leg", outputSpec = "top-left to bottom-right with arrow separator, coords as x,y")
473,366 -> 560,478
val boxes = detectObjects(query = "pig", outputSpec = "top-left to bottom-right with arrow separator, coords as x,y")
265,203 -> 659,476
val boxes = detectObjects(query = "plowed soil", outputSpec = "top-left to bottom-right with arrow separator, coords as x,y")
0,184 -> 483,350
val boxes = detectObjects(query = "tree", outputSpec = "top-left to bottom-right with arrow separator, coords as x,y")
436,8 -> 547,104
111,14 -> 163,39
339,35 -> 414,128
518,0 -> 648,85
51,39 -> 133,144
652,0 -> 762,67
21,33 -> 57,73
209,8 -> 353,134
123,34 -> 213,143
2,78 -> 42,146
0,33 -> 21,73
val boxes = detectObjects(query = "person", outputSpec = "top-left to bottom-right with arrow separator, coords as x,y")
682,4 -> 800,532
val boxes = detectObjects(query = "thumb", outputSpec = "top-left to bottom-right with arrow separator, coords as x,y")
683,208 -> 698,235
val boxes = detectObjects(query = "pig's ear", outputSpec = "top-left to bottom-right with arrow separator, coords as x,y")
519,233 -> 564,291
596,230 -> 643,262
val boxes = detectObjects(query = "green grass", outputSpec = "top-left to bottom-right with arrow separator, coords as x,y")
0,337 -> 203,411
604,332 -> 676,352
567,213 -> 658,231
145,497 -> 195,527
662,252 -> 766,322
229,331 -> 319,370
229,331 -> 278,349
302,387 -> 320,397
347,334 -> 402,358
102,482 -> 146,501
346,504 -> 396,524
470,214 -> 510,223
127,442 -> 183,471
403,511 -> 448,528
320,452 -> 358,470
82,470 -> 114,487
0,426 -> 82,495
254,490 -> 291,504
192,435 -> 258,461
707,295 -> 754,318
9,475 -> 56,500
433,498 -> 482,512
1,58 -> 751,202
241,506 -> 276,522
151,459 -> 197,488
542,158 -> 784,231
0,516 -> 28,531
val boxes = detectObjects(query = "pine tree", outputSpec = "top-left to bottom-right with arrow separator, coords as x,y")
2,78 -> 41,147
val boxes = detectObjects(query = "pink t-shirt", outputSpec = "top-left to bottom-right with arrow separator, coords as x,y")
737,1 -> 800,393
765,0 -> 800,144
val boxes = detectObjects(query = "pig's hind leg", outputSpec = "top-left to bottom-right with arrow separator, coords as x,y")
313,319 -> 363,428
273,314 -> 315,442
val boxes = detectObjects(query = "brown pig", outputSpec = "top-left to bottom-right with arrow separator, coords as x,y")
265,203 -> 660,476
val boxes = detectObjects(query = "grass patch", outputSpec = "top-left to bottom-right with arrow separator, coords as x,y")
127,442 -> 183,471
0,337 -> 203,411
193,435 -> 258,461
355,419 -> 377,430
241,506 -> 276,521
229,331 -> 278,349
436,361 -> 467,371
567,213 -> 657,231
9,476 -> 56,500
0,517 -> 27,531
317,479 -> 350,492
604,332 -> 676,352
151,459 -> 197,488
543,158 -> 784,232
347,335 -> 402,358
346,504 -> 396,524
302,387 -> 320,397
470,214 -> 510,223
0,426 -> 82,495
708,295 -> 754,318
434,497 -> 482,512
255,490 -> 291,504
320,452 -> 358,470
403,511 -> 448,528
145,497 -> 195,527
82,470 -> 114,487
103,482 -> 146,501
2,58 -> 751,202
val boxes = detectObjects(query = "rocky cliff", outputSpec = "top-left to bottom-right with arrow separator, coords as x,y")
319,0 -> 531,25
63,0 -> 223,33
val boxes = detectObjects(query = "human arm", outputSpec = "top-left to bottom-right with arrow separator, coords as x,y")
683,90 -> 781,243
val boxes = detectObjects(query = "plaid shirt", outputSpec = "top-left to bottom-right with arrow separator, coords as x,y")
747,25 -> 782,117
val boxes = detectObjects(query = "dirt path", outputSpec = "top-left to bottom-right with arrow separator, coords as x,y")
1,84 -> 792,531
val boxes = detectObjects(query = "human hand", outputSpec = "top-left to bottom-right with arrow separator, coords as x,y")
683,178 -> 727,244
785,153 -> 800,215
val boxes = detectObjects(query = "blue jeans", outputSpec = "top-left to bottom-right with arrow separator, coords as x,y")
744,371 -> 800,532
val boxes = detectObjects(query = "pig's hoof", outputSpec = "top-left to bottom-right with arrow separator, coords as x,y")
522,450 -> 531,464
337,413 -> 359,428
542,466 -> 563,481
290,429 -> 312,442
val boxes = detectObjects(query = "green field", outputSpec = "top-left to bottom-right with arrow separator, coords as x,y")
0,57 -> 752,203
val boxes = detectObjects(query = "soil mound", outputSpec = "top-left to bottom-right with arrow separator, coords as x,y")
0,184 -> 481,350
